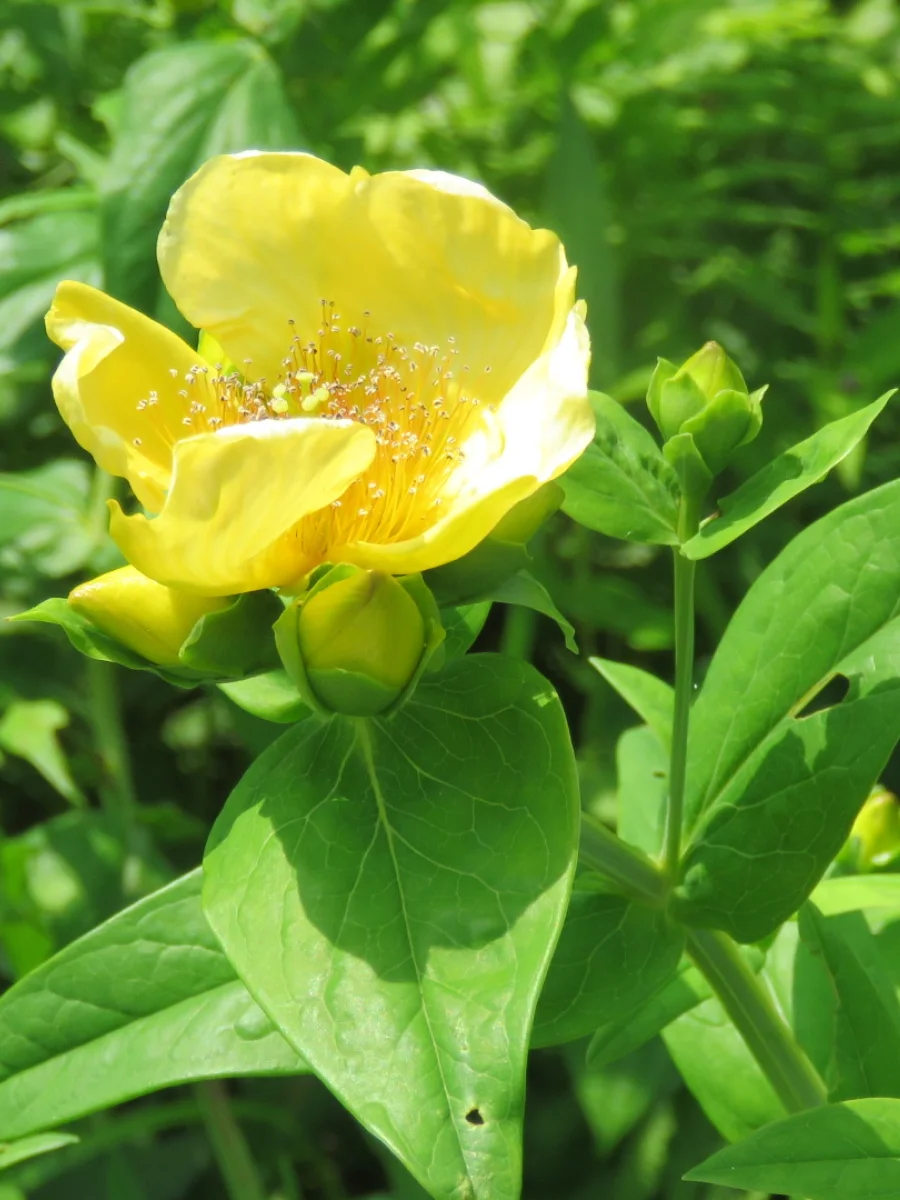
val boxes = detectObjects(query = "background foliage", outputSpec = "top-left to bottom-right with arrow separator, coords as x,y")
2,0 -> 900,1196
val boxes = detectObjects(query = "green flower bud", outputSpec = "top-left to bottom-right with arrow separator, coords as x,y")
648,342 -> 766,482
69,566 -> 230,667
276,567 -> 442,717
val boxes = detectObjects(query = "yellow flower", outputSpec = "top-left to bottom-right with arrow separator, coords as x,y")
46,153 -> 593,596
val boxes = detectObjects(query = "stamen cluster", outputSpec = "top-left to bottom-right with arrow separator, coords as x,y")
135,301 -> 494,554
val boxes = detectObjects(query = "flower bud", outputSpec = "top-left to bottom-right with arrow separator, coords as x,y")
846,785 -> 900,872
277,567 -> 439,717
68,566 -> 229,667
648,342 -> 766,481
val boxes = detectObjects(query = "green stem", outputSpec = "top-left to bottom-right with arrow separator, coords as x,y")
664,499 -> 699,876
86,658 -> 137,844
195,1081 -> 267,1200
579,812 -> 669,906
500,603 -> 538,660
686,928 -> 827,1113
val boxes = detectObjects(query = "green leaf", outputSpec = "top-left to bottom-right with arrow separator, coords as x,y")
0,460 -> 95,579
574,1039 -> 674,1155
0,214 -> 99,362
616,725 -> 668,858
0,1134 -> 79,1173
101,41 -> 298,309
0,700 -> 83,806
0,811 -> 138,975
203,655 -> 579,1200
676,480 -> 900,942
663,927 -> 791,1143
813,874 -> 900,916
586,959 -> 711,1070
561,393 -> 681,544
798,903 -> 900,1099
532,891 -> 683,1048
0,871 -> 305,1140
592,658 -> 674,751
663,989 -> 783,1143
490,570 -> 577,653
218,668 -> 309,724
685,1098 -> 900,1199
439,602 -> 492,659
684,392 -> 894,559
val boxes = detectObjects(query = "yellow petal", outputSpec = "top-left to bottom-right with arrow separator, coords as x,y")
109,417 -> 376,595
330,306 -> 593,574
46,281 -> 204,511
158,152 -> 568,401
69,565 -> 230,666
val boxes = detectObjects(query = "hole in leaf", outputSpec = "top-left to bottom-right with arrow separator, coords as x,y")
465,1108 -> 485,1126
795,674 -> 850,721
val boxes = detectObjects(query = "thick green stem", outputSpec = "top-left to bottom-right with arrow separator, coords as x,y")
686,928 -> 827,1113
195,1081 -> 267,1200
579,812 -> 669,906
664,549 -> 696,874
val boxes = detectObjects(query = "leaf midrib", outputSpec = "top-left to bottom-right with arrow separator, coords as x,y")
355,719 -> 472,1192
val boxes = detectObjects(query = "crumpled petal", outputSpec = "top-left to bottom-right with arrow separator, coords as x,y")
158,152 -> 569,402
46,281 -> 203,511
329,305 -> 593,573
109,417 -> 376,595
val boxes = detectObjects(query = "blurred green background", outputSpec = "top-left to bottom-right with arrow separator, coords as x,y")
2,0 -> 900,1196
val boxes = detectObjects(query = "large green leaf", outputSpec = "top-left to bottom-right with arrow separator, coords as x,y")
685,1098 -> 900,1198
0,872 -> 304,1140
101,40 -> 298,309
532,890 -> 683,1048
203,655 -> 579,1200
683,392 -> 893,559
560,392 -> 680,544
675,481 -> 900,942
797,903 -> 900,1100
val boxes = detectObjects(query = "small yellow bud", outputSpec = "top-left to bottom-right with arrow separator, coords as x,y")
69,566 -> 230,666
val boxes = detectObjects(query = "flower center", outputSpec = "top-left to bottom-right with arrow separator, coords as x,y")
138,302 -> 495,555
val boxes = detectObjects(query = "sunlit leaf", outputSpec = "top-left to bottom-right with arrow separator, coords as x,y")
203,655 -> 579,1200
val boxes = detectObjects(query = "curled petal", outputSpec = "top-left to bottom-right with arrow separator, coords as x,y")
110,418 -> 376,595
46,282 -> 203,511
331,306 -> 593,574
158,152 -> 568,401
